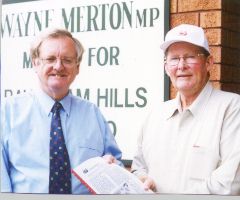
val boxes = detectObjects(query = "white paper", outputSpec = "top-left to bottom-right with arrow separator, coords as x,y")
72,157 -> 153,194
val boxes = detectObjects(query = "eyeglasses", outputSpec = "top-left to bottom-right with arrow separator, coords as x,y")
165,53 -> 206,67
40,57 -> 77,67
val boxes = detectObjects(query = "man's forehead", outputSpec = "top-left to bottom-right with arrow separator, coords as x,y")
167,42 -> 202,53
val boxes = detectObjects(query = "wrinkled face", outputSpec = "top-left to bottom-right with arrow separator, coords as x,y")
165,42 -> 212,96
33,36 -> 79,100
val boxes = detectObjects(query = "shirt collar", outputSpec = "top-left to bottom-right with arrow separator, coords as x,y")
188,81 -> 213,116
164,97 -> 179,119
34,88 -> 72,116
165,81 -> 213,119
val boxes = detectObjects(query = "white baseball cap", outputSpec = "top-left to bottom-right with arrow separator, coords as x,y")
160,24 -> 210,53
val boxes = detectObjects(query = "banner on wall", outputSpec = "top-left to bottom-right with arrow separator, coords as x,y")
1,0 -> 167,161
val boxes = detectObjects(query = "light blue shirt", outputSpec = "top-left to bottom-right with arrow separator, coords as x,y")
1,89 -> 122,194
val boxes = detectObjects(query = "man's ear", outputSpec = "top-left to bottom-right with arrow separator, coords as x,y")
32,59 -> 40,72
164,64 -> 170,77
205,55 -> 214,72
76,64 -> 80,74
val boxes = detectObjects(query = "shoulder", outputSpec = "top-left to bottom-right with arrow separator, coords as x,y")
69,95 -> 108,126
145,98 -> 176,122
3,92 -> 36,110
70,95 -> 98,109
1,92 -> 38,125
150,98 -> 176,114
211,89 -> 240,107
69,95 -> 103,116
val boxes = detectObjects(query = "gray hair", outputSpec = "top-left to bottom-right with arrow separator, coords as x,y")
30,28 -> 84,64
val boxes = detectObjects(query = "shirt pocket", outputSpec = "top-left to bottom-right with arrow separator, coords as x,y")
189,147 -> 220,180
77,145 -> 103,158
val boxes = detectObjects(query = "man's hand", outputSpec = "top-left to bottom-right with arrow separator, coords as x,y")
139,176 -> 156,192
102,154 -> 117,164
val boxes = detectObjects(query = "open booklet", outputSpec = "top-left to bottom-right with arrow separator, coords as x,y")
71,156 -> 154,194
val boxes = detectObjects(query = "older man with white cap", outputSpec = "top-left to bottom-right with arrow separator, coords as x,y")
131,24 -> 240,195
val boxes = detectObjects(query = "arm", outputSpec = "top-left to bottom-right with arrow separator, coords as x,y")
1,140 -> 13,192
131,126 -> 156,192
102,120 -> 122,163
1,101 -> 13,192
206,98 -> 240,195
95,107 -> 122,164
131,127 -> 148,177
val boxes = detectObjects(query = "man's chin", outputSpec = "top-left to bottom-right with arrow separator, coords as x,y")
47,86 -> 68,96
176,84 -> 194,92
48,80 -> 67,89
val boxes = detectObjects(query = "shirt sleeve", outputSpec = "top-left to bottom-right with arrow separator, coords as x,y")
1,141 -> 13,192
205,96 -> 240,195
95,107 -> 122,163
1,101 -> 13,192
131,125 -> 148,178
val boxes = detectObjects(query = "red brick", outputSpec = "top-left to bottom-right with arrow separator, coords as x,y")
178,0 -> 221,12
210,64 -> 221,81
209,65 -> 238,83
170,0 -> 177,13
200,11 -> 222,28
209,46 -> 221,64
204,28 -> 221,46
170,13 -> 199,28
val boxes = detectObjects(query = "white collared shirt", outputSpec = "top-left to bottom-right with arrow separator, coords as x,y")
132,82 -> 240,195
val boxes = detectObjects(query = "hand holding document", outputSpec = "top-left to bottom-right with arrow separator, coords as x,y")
72,156 -> 154,194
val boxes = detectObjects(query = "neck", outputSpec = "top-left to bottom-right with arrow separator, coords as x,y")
42,87 -> 69,101
180,94 -> 198,110
179,80 -> 208,110
50,92 -> 68,101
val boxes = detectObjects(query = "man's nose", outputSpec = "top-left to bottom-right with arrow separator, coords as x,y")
53,59 -> 64,70
177,58 -> 187,70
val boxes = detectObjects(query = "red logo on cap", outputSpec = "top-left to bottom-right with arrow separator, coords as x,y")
179,31 -> 187,36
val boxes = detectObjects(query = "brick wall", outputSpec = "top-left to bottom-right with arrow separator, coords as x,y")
169,0 -> 240,99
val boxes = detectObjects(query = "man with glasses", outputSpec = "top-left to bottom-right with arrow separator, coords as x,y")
131,24 -> 240,194
1,28 -> 122,194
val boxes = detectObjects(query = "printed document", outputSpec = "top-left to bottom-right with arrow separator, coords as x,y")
72,156 -> 153,194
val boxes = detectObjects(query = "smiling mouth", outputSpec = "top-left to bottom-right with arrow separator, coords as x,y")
177,74 -> 191,78
50,74 -> 66,77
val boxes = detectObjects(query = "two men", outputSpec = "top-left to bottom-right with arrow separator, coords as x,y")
131,24 -> 240,195
2,24 -> 240,195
